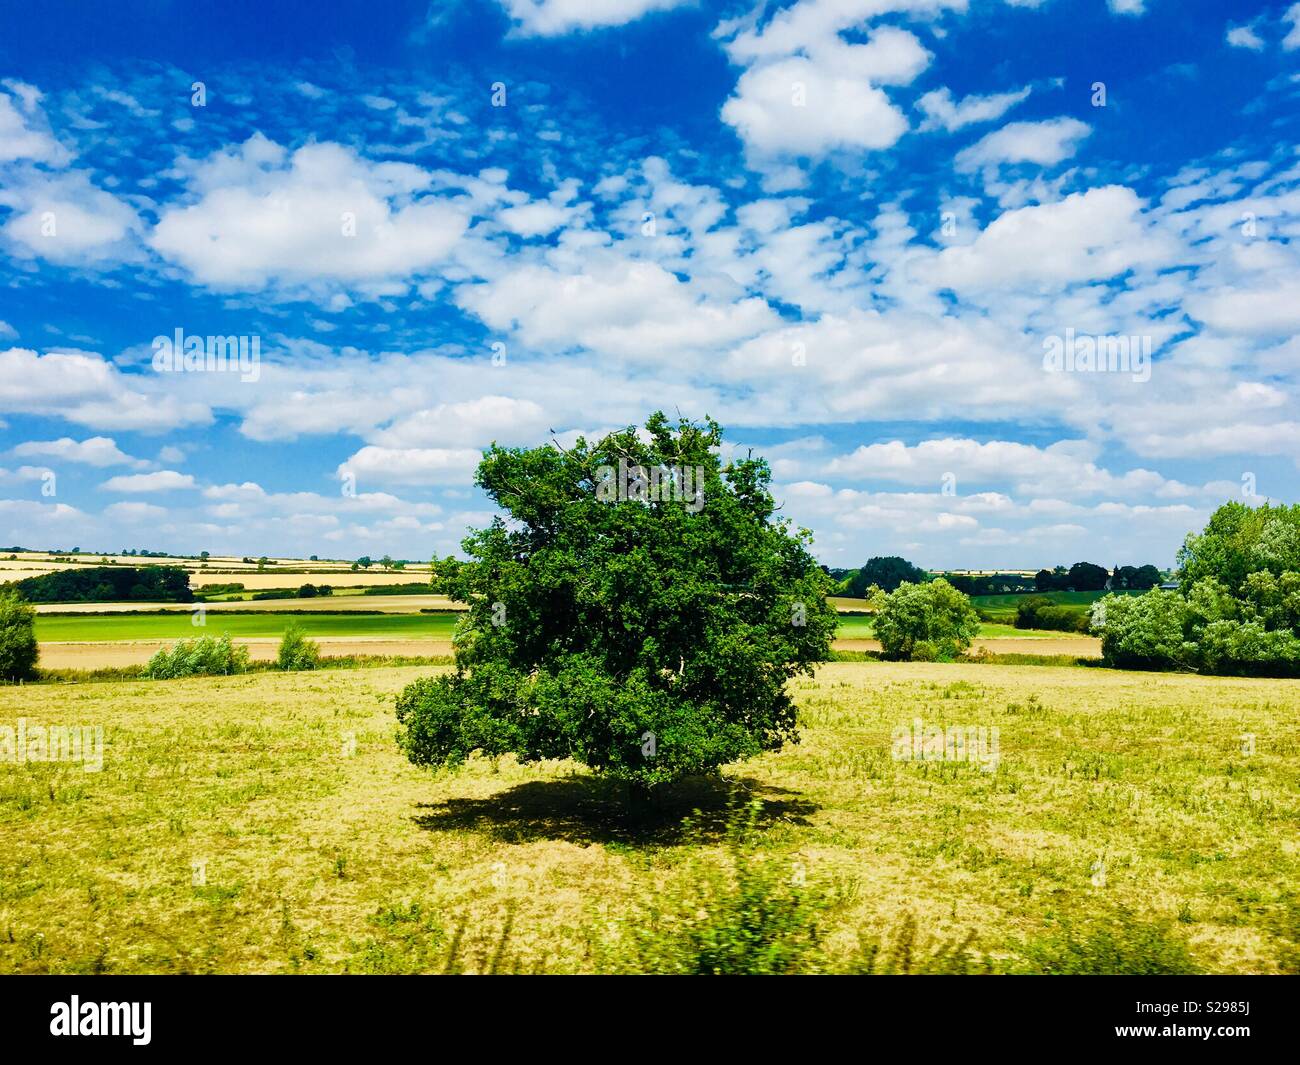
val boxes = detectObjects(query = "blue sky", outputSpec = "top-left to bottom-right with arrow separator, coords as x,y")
1,0 -> 1298,569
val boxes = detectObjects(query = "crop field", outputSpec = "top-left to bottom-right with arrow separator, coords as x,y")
35,612 -> 462,643
1,661 -> 1295,975
34,612 -> 1068,646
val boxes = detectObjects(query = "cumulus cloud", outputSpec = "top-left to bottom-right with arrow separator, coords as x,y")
916,185 -> 1180,294
718,7 -> 951,164
10,436 -> 148,468
0,348 -> 211,431
149,135 -> 468,290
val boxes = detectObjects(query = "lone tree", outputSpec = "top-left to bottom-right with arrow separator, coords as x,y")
395,412 -> 837,790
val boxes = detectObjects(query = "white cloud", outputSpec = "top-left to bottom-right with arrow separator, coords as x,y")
0,348 -> 211,431
101,470 -> 196,493
339,446 -> 485,487
720,26 -> 933,159
11,436 -> 148,468
496,0 -> 688,36
104,501 -> 168,522
456,255 -> 778,362
149,135 -> 468,290
917,85 -> 1031,131
0,168 -> 141,264
1284,3 -> 1300,49
1226,23 -> 1265,51
955,117 -> 1091,172
1107,0 -> 1145,14
0,89 -> 70,165
917,185 -> 1179,294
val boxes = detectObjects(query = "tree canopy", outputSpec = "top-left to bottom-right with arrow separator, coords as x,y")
845,556 -> 927,597
395,412 -> 837,788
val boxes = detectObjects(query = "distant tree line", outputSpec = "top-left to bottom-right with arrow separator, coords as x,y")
4,565 -> 193,603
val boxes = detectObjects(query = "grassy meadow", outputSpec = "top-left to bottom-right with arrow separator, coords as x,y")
37,611 -> 1063,644
1,661 -> 1296,974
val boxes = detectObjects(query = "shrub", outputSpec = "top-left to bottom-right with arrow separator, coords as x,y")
1091,590 -> 1195,671
1015,597 -> 1089,633
872,579 -> 980,661
395,412 -> 836,791
276,622 -> 321,671
143,633 -> 249,679
0,592 -> 39,681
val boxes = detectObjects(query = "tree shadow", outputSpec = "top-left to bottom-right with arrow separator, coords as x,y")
411,774 -> 818,847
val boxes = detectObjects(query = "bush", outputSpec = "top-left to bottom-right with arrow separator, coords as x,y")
276,622 -> 321,671
1091,590 -> 1195,671
143,633 -> 250,679
1015,597 -> 1089,633
0,592 -> 39,681
872,579 -> 980,661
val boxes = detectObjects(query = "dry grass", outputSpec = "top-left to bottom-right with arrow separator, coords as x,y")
0,662 -> 1296,974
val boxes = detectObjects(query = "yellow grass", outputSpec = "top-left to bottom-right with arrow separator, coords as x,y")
1,661 -> 1296,974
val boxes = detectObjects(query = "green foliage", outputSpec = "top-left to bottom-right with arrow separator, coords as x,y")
1091,589 -> 1195,671
1013,915 -> 1200,975
6,565 -> 191,604
0,592 -> 39,681
845,556 -> 927,597
1014,596 -> 1089,633
395,413 -> 836,788
617,800 -> 833,974
143,632 -> 250,679
871,579 -> 980,661
1112,563 -> 1162,590
1178,500 -> 1300,596
276,622 -> 321,671
1094,502 -> 1300,675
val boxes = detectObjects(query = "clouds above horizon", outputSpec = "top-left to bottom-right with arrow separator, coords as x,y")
1,0 -> 1298,566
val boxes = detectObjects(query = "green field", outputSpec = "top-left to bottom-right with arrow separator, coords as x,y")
36,612 -> 462,642
972,589 -> 1143,621
1,661 -> 1295,974
38,612 -> 1075,644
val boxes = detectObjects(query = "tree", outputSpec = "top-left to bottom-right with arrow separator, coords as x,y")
846,556 -> 926,597
0,592 -> 39,681
394,412 -> 837,792
871,579 -> 980,661
1068,561 -> 1109,592
357,556 -> 373,570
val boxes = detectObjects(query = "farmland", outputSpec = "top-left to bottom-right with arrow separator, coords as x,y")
1,661 -> 1295,974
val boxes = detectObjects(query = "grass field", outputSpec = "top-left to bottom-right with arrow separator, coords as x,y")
1,661 -> 1295,974
36,613 -> 463,642
36,613 -> 1066,644
972,589 -> 1144,620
